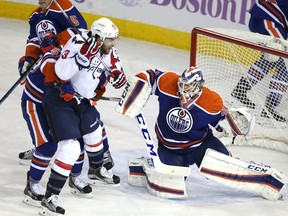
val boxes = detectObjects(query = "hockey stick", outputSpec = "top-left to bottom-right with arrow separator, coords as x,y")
52,0 -> 112,73
0,58 -> 41,106
136,112 -> 191,176
97,96 -> 191,176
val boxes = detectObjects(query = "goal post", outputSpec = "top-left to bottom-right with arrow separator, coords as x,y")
190,27 -> 288,153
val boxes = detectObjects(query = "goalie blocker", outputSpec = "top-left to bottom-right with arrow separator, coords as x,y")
128,149 -> 287,200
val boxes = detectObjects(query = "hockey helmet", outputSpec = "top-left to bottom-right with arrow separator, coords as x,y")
178,66 -> 204,108
91,17 -> 119,42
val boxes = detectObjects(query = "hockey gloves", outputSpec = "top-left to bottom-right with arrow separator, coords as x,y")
54,80 -> 75,102
18,56 -> 36,77
75,36 -> 101,69
41,32 -> 59,53
108,67 -> 127,89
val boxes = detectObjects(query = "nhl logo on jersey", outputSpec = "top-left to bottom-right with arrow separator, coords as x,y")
166,108 -> 193,133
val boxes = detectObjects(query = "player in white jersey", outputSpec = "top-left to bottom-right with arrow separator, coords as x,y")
39,18 -> 126,215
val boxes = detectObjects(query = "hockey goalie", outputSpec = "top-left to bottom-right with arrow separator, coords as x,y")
116,66 -> 288,200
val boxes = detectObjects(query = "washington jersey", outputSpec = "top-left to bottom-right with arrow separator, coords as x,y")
55,33 -> 124,99
25,0 -> 87,60
137,69 -> 227,153
250,0 -> 288,32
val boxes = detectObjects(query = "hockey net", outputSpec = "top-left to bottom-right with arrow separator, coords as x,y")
190,27 -> 288,153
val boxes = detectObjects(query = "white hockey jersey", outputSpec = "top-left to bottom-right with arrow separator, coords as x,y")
55,33 -> 123,99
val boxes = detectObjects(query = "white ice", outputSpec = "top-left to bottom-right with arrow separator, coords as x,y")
0,18 -> 287,216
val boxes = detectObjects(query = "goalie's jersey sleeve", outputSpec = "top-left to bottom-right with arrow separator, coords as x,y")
250,0 -> 288,32
137,69 -> 226,153
25,0 -> 87,60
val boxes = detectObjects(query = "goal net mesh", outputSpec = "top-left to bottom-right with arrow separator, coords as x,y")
190,28 -> 288,153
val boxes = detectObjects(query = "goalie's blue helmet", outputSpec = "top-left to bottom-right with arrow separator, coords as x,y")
178,66 -> 204,108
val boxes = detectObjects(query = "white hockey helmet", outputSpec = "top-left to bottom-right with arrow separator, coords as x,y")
178,66 -> 204,108
91,17 -> 119,42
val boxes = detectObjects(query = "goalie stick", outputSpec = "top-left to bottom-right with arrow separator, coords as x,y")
0,57 -> 41,106
97,96 -> 191,176
53,0 -> 112,74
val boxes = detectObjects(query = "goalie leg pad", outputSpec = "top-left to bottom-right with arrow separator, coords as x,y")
128,157 -> 187,199
116,76 -> 152,118
199,148 -> 288,201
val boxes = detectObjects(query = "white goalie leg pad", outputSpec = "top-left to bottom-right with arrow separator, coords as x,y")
116,76 -> 152,118
199,148 -> 288,201
227,107 -> 255,136
128,157 -> 187,199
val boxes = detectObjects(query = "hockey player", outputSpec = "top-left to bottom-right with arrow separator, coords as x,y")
22,32 -> 94,208
231,0 -> 288,122
18,0 -> 87,162
18,0 -> 94,207
116,66 -> 287,200
39,17 -> 126,215
19,0 -> 117,185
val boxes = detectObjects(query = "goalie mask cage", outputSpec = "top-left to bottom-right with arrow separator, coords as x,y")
190,27 -> 288,153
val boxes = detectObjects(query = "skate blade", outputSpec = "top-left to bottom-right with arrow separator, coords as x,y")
70,188 -> 93,199
88,179 -> 120,188
39,207 -> 63,216
23,195 -> 42,208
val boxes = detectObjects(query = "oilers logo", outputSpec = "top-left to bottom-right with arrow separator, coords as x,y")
166,108 -> 193,133
36,20 -> 56,40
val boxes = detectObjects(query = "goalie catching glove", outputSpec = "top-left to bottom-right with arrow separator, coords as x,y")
116,76 -> 152,118
226,107 -> 255,137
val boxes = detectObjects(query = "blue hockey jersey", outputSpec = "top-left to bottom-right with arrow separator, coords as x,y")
137,69 -> 227,153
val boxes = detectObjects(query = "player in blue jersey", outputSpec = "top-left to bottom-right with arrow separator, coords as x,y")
231,0 -> 288,122
18,0 -> 87,161
18,0 -> 119,208
116,67 -> 287,200
18,0 -> 91,206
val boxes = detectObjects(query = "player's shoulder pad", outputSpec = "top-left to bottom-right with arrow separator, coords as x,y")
50,0 -> 73,11
157,72 -> 179,96
196,87 -> 223,113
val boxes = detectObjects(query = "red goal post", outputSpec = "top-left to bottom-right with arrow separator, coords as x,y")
190,27 -> 288,153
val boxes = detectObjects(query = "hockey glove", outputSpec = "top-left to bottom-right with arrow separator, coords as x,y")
40,32 -> 59,53
54,80 -> 75,102
75,35 -> 100,68
108,68 -> 127,89
18,56 -> 36,77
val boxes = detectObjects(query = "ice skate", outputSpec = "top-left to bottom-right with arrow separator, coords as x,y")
231,77 -> 255,109
261,106 -> 287,122
18,148 -> 35,165
23,171 -> 44,207
88,166 -> 120,187
39,192 -> 65,216
103,150 -> 114,170
68,175 -> 93,198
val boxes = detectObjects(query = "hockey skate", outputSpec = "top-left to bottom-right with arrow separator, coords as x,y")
88,166 -> 120,187
231,77 -> 256,109
23,171 -> 44,207
68,175 -> 93,198
103,150 -> 114,170
39,192 -> 65,216
261,107 -> 287,122
18,148 -> 35,165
